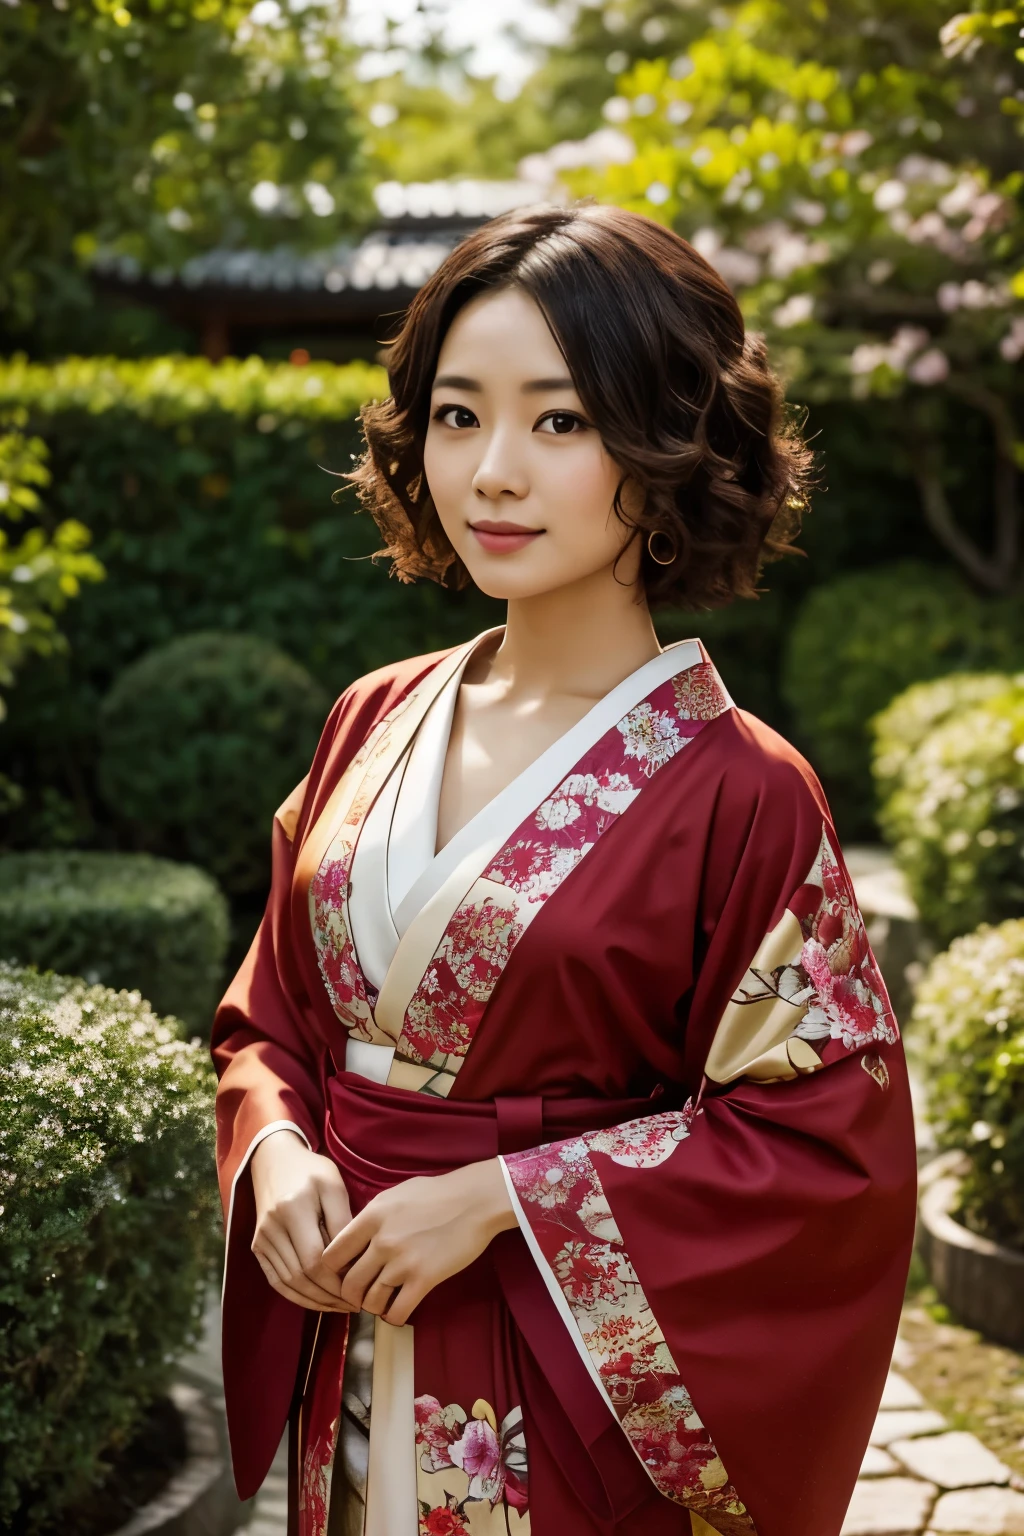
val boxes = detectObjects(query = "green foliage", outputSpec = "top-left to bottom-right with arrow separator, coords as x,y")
872,669 -> 1017,800
575,0 -> 1024,595
911,918 -> 1024,1250
0,961 -> 219,1529
97,632 -> 329,898
0,851 -> 229,1032
0,416 -> 103,720
876,675 -> 1024,944
0,0 -> 372,337
0,354 -> 501,855
782,561 -> 1024,830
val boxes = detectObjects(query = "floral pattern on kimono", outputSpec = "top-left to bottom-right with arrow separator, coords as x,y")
732,822 -> 898,1064
415,1396 -> 529,1533
394,662 -> 730,1078
308,689 -> 423,1041
504,1107 -> 754,1535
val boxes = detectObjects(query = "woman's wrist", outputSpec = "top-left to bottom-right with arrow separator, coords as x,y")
462,1157 -> 519,1237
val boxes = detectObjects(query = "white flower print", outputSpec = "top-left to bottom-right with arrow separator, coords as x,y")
616,702 -> 683,776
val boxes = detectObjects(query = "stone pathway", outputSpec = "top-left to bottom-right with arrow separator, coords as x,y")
179,1317 -> 1024,1535
844,1338 -> 1024,1535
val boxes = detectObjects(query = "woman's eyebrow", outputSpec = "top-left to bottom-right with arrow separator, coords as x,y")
432,374 -> 480,391
431,373 -> 576,394
522,377 -> 575,393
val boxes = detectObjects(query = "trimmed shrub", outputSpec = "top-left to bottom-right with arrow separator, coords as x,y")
911,920 -> 1024,1252
871,671 -> 1018,804
877,677 -> 1024,945
97,631 -> 329,897
0,354 -> 502,852
0,962 -> 219,1530
782,562 -> 1024,833
0,850 -> 229,1031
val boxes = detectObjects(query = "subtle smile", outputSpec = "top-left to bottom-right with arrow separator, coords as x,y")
469,520 -> 545,554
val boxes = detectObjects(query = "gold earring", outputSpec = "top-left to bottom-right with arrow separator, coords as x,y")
647,529 -> 677,566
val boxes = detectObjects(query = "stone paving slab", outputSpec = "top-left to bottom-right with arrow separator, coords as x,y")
871,1409 -> 948,1446
842,1476 -> 938,1535
882,1373 -> 926,1411
862,1447 -> 902,1478
928,1486 -> 1024,1534
890,1432 -> 1012,1491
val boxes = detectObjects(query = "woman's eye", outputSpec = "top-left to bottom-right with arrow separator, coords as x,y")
536,411 -> 585,435
435,405 -> 479,429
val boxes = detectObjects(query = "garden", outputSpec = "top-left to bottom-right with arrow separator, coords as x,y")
1,0 -> 1023,1530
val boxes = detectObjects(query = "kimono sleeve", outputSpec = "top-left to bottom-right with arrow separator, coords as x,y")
500,759 -> 918,1536
210,693 -> 349,1499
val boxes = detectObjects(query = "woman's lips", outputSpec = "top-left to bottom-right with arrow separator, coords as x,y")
469,520 -> 544,554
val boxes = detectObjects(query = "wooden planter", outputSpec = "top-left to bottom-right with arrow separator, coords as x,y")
109,1383 -> 245,1536
918,1154 -> 1024,1351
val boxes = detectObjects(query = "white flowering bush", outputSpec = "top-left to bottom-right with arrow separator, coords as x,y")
912,919 -> 1024,1250
572,0 -> 1024,598
876,675 -> 1024,943
872,670 -> 1022,801
0,963 -> 219,1530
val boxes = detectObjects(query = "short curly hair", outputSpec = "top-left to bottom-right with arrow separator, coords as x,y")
347,202 -> 811,608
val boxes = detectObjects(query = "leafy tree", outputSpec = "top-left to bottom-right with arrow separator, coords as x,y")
572,0 -> 1024,593
0,0 -> 373,338
0,418 -> 103,721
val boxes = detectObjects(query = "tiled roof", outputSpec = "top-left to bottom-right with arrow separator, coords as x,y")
93,180 -> 557,297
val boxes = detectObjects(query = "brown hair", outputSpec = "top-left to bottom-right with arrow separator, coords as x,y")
347,202 -> 811,607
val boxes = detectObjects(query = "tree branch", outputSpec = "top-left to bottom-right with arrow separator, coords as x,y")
910,436 -> 1009,593
945,377 -> 1022,582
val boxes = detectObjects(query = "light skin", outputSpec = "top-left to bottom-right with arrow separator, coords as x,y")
251,285 -> 663,1325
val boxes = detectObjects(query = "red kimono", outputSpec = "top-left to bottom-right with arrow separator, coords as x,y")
211,631 -> 917,1536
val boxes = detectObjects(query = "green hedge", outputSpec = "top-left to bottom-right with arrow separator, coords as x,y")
0,962 -> 219,1529
912,920 -> 1024,1252
782,562 -> 1024,834
876,676 -> 1024,945
0,851 -> 229,1030
872,671 -> 1018,804
0,353 -> 503,852
98,630 -> 329,898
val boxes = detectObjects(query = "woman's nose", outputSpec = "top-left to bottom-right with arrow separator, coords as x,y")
471,429 -> 530,501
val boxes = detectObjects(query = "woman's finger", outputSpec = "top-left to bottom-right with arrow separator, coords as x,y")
323,1211 -> 373,1273
253,1250 -> 338,1312
256,1229 -> 354,1311
339,1247 -> 387,1311
381,1278 -> 426,1328
362,1274 -> 400,1319
317,1171 -> 352,1244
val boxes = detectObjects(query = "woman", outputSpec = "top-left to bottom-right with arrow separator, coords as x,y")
212,204 -> 917,1536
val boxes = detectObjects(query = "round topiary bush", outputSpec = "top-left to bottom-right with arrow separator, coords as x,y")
871,671 -> 1018,805
0,962 -> 219,1530
97,631 -> 330,896
876,677 -> 1024,945
911,920 -> 1024,1251
781,562 -> 1024,833
0,851 -> 229,1033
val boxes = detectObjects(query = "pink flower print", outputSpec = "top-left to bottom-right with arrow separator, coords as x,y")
448,1416 -> 502,1502
414,1395 -> 466,1472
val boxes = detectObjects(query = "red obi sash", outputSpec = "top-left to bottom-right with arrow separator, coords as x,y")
309,1071 -> 668,1530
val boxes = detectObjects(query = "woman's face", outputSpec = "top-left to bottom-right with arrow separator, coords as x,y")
423,287 -> 639,601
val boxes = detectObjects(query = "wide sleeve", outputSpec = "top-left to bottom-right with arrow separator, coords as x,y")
209,692 -> 355,1499
500,757 -> 918,1536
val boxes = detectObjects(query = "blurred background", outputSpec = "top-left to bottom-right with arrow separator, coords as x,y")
1,2 -> 1023,1533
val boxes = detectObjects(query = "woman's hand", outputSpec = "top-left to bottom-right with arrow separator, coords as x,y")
322,1158 -> 518,1327
250,1128 -> 354,1312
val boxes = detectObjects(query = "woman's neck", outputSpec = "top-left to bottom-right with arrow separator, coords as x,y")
483,563 -> 662,705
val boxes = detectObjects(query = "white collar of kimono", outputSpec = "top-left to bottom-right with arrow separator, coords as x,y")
344,630 -> 706,1082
